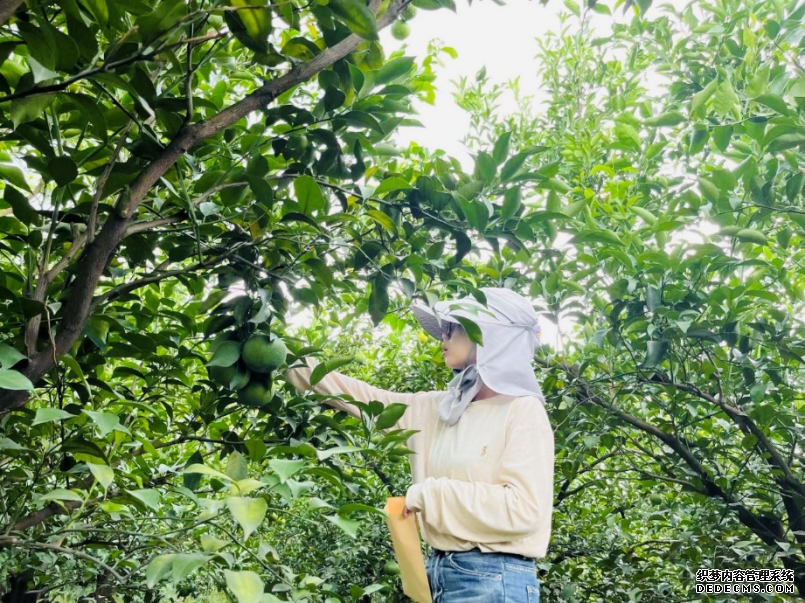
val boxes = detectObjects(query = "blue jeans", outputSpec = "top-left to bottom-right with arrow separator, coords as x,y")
425,549 -> 540,602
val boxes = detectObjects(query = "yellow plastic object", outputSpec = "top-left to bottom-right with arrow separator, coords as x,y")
384,496 -> 432,603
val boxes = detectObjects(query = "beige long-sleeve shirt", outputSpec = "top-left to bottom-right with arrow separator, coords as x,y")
284,357 -> 555,558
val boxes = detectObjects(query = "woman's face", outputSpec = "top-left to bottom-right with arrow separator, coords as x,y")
441,321 -> 476,369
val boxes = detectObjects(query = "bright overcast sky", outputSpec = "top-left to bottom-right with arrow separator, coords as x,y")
379,0 -> 615,166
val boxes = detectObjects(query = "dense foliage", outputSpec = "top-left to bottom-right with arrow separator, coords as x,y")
1,0 -> 804,601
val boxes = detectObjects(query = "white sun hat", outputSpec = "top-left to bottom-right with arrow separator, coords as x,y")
410,287 -> 545,423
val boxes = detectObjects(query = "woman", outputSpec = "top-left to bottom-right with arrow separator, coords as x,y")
284,287 -> 554,603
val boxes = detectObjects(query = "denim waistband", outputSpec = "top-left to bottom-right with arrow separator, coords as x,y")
431,548 -> 534,564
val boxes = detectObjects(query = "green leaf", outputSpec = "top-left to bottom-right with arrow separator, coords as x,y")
63,436 -> 107,462
171,554 -> 209,584
475,151 -> 497,183
375,177 -> 411,194
615,123 -> 641,147
643,341 -> 667,368
207,341 -> 241,368
4,186 -> 38,226
328,0 -> 378,40
325,513 -> 360,538
571,229 -> 623,246
338,502 -> 387,517
0,163 -> 32,192
767,133 -> 805,153
310,355 -> 355,386
293,175 -> 327,215
646,286 -> 662,311
183,463 -> 234,482
455,195 -> 488,232
0,369 -> 34,391
367,209 -> 398,235
78,0 -> 108,26
411,0 -> 455,10
629,205 -> 657,225
39,488 -> 84,503
753,93 -> 789,116
786,173 -> 803,202
374,403 -> 408,429
342,110 -> 384,133
229,0 -> 272,45
492,131 -> 512,164
226,451 -> 249,481
63,93 -> 108,142
746,66 -> 770,99
48,156 -> 78,187
126,488 -> 162,511
268,458 -> 306,481
452,230 -> 471,264
712,80 -> 738,116
501,187 -> 522,220
712,125 -> 733,152
83,410 -> 129,437
735,228 -> 768,245
691,79 -> 718,114
200,535 -> 229,552
11,94 -> 56,130
368,276 -> 389,326
316,445 -> 363,460
644,111 -> 686,127
183,452 -> 204,491
375,57 -> 415,85
0,437 -> 26,451
86,462 -> 114,490
564,0 -> 580,16
698,176 -> 721,203
453,315 -> 484,345
500,151 -> 532,181
226,496 -> 268,540
32,407 -> 75,425
225,570 -> 265,603
146,554 -> 174,588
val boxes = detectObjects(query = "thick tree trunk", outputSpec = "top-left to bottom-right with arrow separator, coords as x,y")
0,0 -> 405,412
0,0 -> 24,27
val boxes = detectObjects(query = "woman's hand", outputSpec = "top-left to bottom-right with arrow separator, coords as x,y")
402,505 -> 411,518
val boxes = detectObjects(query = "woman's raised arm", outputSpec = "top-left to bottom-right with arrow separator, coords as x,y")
284,356 -> 429,424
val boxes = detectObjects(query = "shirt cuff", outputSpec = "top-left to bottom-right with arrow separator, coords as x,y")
405,481 -> 427,512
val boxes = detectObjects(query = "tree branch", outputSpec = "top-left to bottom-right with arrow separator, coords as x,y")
0,2 -> 407,410
0,536 -> 125,582
539,358 -> 792,549
642,377 -> 805,498
0,0 -> 24,26
0,31 -> 227,104
89,252 -> 232,309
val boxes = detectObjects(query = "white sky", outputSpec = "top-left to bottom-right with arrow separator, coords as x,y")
379,0 -> 616,166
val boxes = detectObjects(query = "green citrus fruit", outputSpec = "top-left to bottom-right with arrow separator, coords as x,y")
238,380 -> 273,408
391,21 -> 410,40
649,493 -> 663,505
383,560 -> 400,575
242,335 -> 287,374
401,4 -> 416,19
208,364 -> 236,387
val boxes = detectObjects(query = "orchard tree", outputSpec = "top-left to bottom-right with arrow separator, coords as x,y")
452,0 -> 805,598
0,0 -> 525,599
